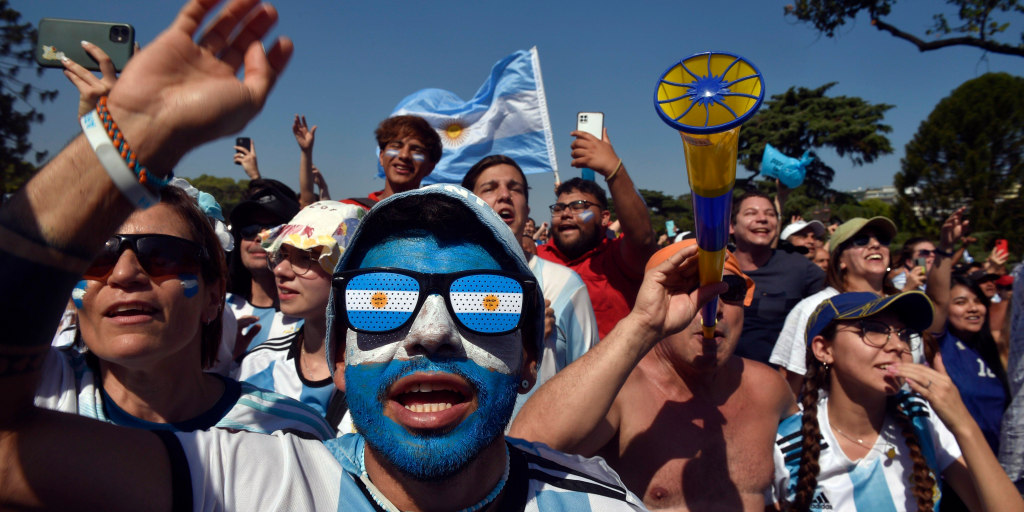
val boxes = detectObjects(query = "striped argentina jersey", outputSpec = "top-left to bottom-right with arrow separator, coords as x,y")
34,347 -> 335,440
172,430 -> 646,511
769,391 -> 961,511
236,328 -> 343,433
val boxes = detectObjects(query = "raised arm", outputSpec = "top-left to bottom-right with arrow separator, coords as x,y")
61,41 -> 118,116
0,0 -> 292,508
292,114 -> 318,207
925,207 -> 967,333
570,128 -> 655,273
509,243 -> 724,454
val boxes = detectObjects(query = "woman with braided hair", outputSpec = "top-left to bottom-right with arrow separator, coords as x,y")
769,291 -> 1022,511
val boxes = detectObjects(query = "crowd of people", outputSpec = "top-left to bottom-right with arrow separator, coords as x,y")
0,1 -> 1022,511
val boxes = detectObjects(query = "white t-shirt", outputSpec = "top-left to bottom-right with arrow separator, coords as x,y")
769,287 -> 839,375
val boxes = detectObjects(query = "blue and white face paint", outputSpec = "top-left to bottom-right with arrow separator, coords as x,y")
577,209 -> 595,223
179,273 -> 199,298
383,148 -> 400,158
344,233 -> 523,480
72,280 -> 89,309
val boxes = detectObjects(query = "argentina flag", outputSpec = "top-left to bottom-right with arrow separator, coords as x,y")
345,273 -> 420,332
382,47 -> 557,185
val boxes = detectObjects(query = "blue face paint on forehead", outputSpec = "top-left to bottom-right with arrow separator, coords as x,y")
359,233 -> 501,273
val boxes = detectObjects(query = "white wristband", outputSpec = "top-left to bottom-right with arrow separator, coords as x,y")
80,110 -> 158,209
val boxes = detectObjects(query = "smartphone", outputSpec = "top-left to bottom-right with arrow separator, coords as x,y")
234,137 -> 251,164
914,257 -> 927,270
36,18 -> 135,72
995,239 -> 1008,256
576,112 -> 604,181
665,220 -> 677,238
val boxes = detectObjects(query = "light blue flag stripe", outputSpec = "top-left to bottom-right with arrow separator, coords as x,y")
383,47 -> 557,185
455,312 -> 520,332
349,310 -> 413,331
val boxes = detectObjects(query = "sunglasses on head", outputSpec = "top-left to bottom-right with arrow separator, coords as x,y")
84,234 -> 209,281
333,268 -> 537,336
720,274 -> 748,305
846,232 -> 891,248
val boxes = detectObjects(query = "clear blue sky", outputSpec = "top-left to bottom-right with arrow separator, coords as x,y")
15,1 -> 1023,220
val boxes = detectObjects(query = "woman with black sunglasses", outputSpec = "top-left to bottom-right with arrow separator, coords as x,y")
34,187 -> 334,439
771,217 -> 904,394
770,291 -> 1023,512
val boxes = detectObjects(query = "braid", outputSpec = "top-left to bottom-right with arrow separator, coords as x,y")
789,357 -> 828,512
891,398 -> 936,512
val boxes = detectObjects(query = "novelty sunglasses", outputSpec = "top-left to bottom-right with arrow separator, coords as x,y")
84,234 -> 209,281
333,268 -> 537,336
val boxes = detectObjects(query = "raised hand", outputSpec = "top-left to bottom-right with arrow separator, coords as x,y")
62,41 -> 117,116
312,165 -> 330,200
292,114 -> 317,153
106,0 -> 294,175
233,138 -> 260,179
569,127 -> 620,176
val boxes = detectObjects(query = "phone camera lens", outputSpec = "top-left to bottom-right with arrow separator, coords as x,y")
109,26 -> 128,43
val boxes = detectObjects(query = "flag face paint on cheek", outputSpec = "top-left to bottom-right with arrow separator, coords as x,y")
411,153 -> 425,162
578,210 -> 595,223
72,280 -> 88,308
179,274 -> 199,298
384,149 -> 400,158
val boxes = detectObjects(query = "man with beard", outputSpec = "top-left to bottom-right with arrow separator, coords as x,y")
537,129 -> 655,338
511,241 -> 798,512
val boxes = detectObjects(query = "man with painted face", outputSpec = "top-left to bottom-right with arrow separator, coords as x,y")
511,240 -> 798,512
342,115 -> 443,210
538,128 -> 656,339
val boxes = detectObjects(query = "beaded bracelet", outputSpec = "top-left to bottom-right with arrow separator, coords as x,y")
95,96 -> 173,191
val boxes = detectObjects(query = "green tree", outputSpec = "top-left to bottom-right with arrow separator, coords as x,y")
186,174 -> 250,220
638,189 -> 693,237
0,0 -> 59,193
894,73 -> 1024,253
785,0 -> 1024,58
737,83 -> 893,199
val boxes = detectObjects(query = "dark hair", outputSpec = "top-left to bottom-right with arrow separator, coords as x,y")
461,154 -> 529,203
792,321 -> 935,511
730,190 -> 774,225
375,115 -> 442,165
896,237 -> 932,269
344,195 -> 539,361
555,177 -> 607,210
227,179 -> 300,298
949,275 -> 1009,393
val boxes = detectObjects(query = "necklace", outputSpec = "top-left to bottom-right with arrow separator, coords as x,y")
360,444 -> 511,512
831,424 -> 896,460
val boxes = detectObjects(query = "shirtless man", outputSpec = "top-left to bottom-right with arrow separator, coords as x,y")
511,240 -> 797,511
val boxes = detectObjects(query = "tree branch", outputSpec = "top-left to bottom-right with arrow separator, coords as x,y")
872,18 -> 1024,57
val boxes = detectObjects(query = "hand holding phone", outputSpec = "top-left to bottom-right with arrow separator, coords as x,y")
995,239 -> 1008,257
37,18 -> 135,72
576,112 -> 604,181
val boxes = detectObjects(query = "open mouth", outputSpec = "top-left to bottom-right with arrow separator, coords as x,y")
387,373 -> 474,430
104,302 -> 158,323
496,208 -> 515,225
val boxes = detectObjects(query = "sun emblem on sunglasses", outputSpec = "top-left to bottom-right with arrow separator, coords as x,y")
482,294 -> 500,311
371,291 -> 389,309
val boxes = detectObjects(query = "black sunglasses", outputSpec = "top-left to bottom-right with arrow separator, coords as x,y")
239,223 -> 276,241
333,268 -> 537,336
84,234 -> 209,281
847,232 -> 892,248
720,274 -> 748,305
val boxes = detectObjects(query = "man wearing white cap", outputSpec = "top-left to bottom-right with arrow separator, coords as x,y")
779,219 -> 825,261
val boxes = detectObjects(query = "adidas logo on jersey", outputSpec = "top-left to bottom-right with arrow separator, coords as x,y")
810,492 -> 833,510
